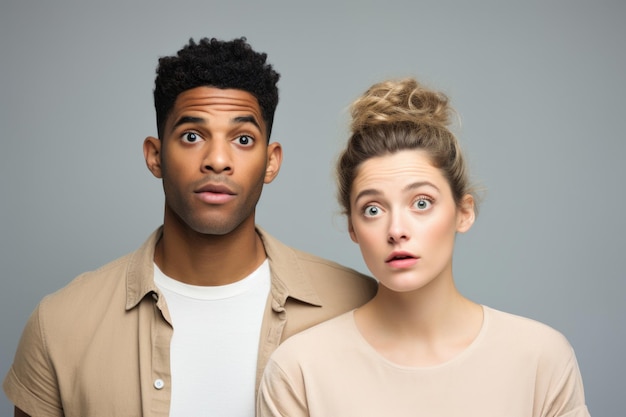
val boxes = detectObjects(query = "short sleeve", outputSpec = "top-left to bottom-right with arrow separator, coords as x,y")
257,356 -> 309,417
3,301 -> 64,417
543,346 -> 590,417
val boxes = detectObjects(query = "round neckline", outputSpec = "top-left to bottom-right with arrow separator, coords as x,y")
153,259 -> 269,300
348,305 -> 489,371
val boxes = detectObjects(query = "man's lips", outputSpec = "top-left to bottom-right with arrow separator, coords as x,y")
194,183 -> 236,204
195,183 -> 235,194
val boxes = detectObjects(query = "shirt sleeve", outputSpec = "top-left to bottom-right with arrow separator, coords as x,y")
543,346 -> 591,417
257,356 -> 309,417
3,301 -> 64,417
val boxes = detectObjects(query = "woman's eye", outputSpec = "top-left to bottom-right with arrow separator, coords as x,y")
414,198 -> 432,210
235,135 -> 254,146
182,132 -> 201,143
363,205 -> 382,217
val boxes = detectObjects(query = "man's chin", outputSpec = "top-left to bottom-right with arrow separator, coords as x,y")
188,218 -> 248,237
166,205 -> 255,237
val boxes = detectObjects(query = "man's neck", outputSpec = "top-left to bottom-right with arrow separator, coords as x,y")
154,217 -> 267,286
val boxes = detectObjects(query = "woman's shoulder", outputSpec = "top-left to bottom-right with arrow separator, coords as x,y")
483,306 -> 575,360
271,311 -> 356,362
486,306 -> 565,335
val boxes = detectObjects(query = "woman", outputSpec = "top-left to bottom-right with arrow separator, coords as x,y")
257,78 -> 590,416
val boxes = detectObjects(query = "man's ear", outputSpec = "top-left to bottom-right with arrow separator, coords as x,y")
456,194 -> 475,233
264,142 -> 283,184
143,136 -> 163,179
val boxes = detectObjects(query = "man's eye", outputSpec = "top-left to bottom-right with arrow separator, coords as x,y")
364,205 -> 381,217
235,135 -> 254,146
182,132 -> 201,143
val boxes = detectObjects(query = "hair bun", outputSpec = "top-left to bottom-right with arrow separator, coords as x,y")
350,78 -> 452,134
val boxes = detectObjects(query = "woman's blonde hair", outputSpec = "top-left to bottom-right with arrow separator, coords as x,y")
336,77 -> 476,215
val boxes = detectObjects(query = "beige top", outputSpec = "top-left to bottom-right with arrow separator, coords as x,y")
3,227 -> 377,417
259,306 -> 590,417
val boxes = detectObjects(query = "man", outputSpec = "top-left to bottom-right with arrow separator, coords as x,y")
4,37 -> 377,417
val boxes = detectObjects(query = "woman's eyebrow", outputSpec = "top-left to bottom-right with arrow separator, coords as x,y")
354,181 -> 439,203
404,181 -> 439,192
354,188 -> 381,203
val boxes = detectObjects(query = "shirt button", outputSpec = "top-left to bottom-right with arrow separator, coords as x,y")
154,379 -> 165,390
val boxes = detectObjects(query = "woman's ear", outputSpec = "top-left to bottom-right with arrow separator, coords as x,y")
348,219 -> 359,243
456,194 -> 475,233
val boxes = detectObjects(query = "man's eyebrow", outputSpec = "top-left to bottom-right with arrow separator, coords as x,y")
232,115 -> 261,131
171,115 -> 261,132
173,116 -> 206,129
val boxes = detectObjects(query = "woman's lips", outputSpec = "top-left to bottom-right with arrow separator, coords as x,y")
385,252 -> 419,268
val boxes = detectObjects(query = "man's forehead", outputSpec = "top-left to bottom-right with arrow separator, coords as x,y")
171,87 -> 263,120
174,86 -> 261,110
164,86 -> 266,136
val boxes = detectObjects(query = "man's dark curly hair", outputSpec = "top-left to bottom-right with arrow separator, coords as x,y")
153,37 -> 280,141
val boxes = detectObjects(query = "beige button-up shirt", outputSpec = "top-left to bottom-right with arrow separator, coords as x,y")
4,227 -> 377,416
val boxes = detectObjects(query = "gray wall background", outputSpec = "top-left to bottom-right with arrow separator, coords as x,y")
1,1 -> 624,415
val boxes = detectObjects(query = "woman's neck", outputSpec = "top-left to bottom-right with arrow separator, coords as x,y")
354,279 -> 483,367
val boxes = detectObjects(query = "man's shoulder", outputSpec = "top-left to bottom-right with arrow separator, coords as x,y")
292,246 -> 370,279
42,229 -> 159,312
40,251 -> 135,314
258,227 -> 376,291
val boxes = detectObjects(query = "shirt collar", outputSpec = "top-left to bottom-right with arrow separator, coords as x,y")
125,226 -> 322,310
256,226 -> 322,308
125,227 -> 162,310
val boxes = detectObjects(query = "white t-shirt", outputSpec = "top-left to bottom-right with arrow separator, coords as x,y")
155,260 -> 270,417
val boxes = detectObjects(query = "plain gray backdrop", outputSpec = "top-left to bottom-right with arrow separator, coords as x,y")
1,1 -> 624,415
